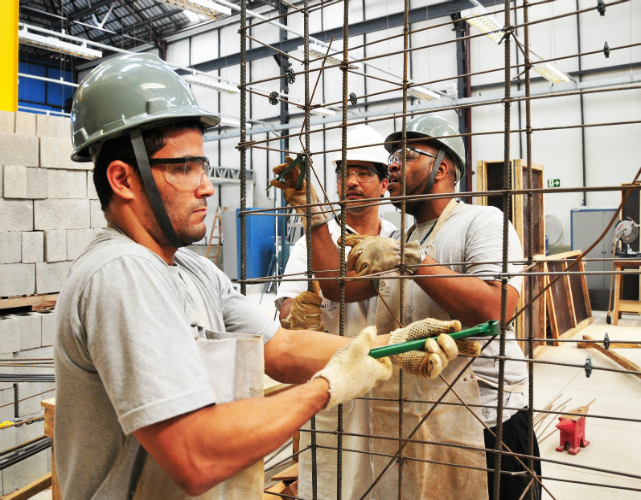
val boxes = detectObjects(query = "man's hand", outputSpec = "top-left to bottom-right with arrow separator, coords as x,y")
281,285 -> 325,332
271,156 -> 330,231
388,318 -> 476,378
343,235 -> 425,277
312,326 -> 392,409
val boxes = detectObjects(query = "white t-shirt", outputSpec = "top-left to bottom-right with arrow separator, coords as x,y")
276,216 -> 397,337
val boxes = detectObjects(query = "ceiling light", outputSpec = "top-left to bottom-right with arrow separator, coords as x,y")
19,29 -> 102,60
183,74 -> 240,94
407,85 -> 441,101
158,0 -> 231,20
461,7 -> 504,44
309,106 -> 336,117
533,62 -> 572,84
297,43 -> 362,69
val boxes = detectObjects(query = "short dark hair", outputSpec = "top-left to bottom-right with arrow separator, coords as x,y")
93,120 -> 204,210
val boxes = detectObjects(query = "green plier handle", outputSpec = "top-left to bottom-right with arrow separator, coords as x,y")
368,320 -> 500,359
268,154 -> 307,191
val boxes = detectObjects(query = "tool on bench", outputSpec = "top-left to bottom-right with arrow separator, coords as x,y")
368,320 -> 500,359
607,218 -> 641,324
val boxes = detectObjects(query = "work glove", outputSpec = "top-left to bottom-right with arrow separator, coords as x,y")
281,282 -> 325,332
312,326 -> 392,409
388,318 -> 477,378
342,235 -> 426,277
271,156 -> 331,231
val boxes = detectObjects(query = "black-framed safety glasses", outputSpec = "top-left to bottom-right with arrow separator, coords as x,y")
387,146 -> 437,166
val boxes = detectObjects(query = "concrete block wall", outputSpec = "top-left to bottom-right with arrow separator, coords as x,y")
0,112 -> 106,299
0,112 -> 102,495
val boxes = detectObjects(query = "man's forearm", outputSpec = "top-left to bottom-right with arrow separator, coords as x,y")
134,378 -> 329,496
412,256 -> 518,325
264,327 -> 390,384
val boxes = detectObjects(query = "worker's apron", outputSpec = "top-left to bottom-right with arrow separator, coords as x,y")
298,300 -> 375,500
132,330 -> 265,500
371,199 -> 488,499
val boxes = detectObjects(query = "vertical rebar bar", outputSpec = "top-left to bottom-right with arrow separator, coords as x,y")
494,0 -> 512,497
240,0 -> 247,297
523,1 -> 535,498
302,2 -> 318,498
337,2 -> 350,499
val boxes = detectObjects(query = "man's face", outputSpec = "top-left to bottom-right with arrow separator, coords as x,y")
387,143 -> 440,213
337,161 -> 388,212
143,127 -> 214,245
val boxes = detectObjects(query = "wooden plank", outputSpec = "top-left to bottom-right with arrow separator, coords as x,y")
282,480 -> 298,497
618,300 -> 641,313
41,399 -> 55,439
264,482 -> 287,499
558,317 -> 592,341
2,473 -> 51,500
578,339 -> 641,349
271,463 -> 298,482
580,335 -> 641,381
0,294 -> 58,311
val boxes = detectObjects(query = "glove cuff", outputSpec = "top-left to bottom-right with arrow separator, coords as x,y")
404,241 -> 426,274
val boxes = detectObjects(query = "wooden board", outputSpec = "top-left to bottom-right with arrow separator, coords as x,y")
0,294 -> 58,311
545,260 -> 574,344
2,473 -> 52,500
517,258 -> 547,355
580,335 -> 641,381
271,463 -> 298,482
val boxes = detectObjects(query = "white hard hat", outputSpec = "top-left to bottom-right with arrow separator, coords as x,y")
332,124 -> 389,178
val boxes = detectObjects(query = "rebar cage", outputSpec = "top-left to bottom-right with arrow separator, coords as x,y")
237,0 -> 641,499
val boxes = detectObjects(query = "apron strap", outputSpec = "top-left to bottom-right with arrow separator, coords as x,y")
474,373 -> 527,393
424,197 -> 458,247
127,444 -> 149,500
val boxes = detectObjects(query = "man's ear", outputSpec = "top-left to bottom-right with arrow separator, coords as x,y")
433,157 -> 450,182
380,178 -> 389,197
107,161 -> 138,202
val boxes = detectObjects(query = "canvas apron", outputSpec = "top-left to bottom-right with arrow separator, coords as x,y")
371,199 -> 488,499
298,299 -> 375,500
133,330 -> 265,500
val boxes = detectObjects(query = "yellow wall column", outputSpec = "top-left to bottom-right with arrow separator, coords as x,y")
0,0 -> 19,112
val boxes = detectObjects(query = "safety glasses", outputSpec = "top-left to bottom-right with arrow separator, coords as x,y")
148,156 -> 210,188
387,146 -> 437,166
337,168 -> 379,184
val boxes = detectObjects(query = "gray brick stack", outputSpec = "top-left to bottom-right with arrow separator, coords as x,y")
0,112 -> 105,495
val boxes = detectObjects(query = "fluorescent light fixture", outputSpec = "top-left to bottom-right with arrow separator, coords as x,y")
19,29 -> 102,60
297,43 -> 362,69
158,0 -> 231,20
217,116 -> 252,128
461,7 -> 504,44
309,106 -> 336,117
183,74 -> 240,94
407,85 -> 440,101
533,62 -> 572,84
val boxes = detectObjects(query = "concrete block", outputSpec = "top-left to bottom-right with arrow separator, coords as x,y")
36,113 -> 69,139
0,263 -> 35,297
40,310 -> 57,347
0,390 -> 16,445
0,132 -> 39,167
2,165 -> 28,199
0,199 -> 33,232
8,312 -> 42,351
0,316 -> 21,354
35,261 -> 71,294
67,170 -> 87,198
26,168 -> 48,199
87,172 -> 99,199
14,409 -> 45,438
44,230 -> 67,262
0,164 -> 3,197
21,232 -> 44,264
0,111 -> 14,133
91,199 -> 107,229
66,229 -> 91,260
40,136 -> 82,170
46,169 -> 67,198
34,199 -> 90,230
14,112 -> 36,135
0,232 -> 22,264
1,441 -> 48,495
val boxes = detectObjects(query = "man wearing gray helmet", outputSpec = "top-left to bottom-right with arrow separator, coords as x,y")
295,114 -> 541,500
53,53 -> 396,500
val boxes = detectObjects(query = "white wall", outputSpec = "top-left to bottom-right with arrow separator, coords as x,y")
162,0 -> 639,247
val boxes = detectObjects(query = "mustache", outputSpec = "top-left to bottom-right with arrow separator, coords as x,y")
192,199 -> 207,210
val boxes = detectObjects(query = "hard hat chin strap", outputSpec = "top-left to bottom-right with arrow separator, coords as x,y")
129,129 -> 186,248
412,148 -> 445,215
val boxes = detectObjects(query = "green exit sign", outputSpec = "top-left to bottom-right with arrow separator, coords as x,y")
548,179 -> 561,188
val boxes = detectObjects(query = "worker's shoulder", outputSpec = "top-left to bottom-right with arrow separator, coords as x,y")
448,202 -> 503,225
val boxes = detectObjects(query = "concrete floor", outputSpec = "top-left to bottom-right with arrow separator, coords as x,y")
24,296 -> 641,499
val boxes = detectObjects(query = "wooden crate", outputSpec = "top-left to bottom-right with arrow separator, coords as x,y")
516,257 -> 547,356
476,159 -> 545,255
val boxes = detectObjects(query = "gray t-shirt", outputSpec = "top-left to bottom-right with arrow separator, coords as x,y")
393,202 -> 528,426
53,226 -> 278,500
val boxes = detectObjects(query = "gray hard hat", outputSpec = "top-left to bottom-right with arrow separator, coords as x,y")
70,53 -> 220,162
384,114 -> 466,182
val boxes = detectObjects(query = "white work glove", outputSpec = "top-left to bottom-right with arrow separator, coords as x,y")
388,318 -> 470,378
342,235 -> 426,276
312,326 -> 392,409
270,156 -> 330,231
281,282 -> 325,332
